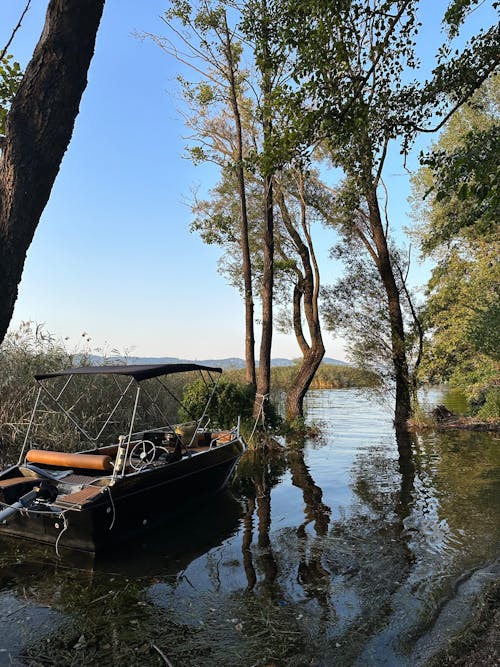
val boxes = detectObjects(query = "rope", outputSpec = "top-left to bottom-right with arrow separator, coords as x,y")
249,393 -> 268,444
54,514 -> 69,558
106,486 -> 116,530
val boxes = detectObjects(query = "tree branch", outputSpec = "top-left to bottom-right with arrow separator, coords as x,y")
0,1 -> 32,63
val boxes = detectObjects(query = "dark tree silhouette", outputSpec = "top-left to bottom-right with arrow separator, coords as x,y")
0,0 -> 105,344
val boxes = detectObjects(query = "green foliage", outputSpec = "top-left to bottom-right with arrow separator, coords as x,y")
444,0 -> 498,38
477,387 -> 500,418
0,54 -> 22,136
418,75 -> 500,249
418,243 -> 499,413
267,0 -> 426,162
322,242 -> 419,396
413,76 -> 500,415
180,377 -> 255,429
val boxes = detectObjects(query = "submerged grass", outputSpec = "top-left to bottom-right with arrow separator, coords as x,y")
21,580 -> 317,667
425,580 -> 500,667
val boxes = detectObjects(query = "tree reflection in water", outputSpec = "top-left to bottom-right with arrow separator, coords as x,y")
236,450 -> 286,596
287,447 -> 332,616
1,391 -> 498,666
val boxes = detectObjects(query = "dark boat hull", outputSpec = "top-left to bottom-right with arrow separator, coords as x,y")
0,440 -> 244,553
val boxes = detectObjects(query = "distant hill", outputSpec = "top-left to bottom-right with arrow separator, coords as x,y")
84,355 -> 347,369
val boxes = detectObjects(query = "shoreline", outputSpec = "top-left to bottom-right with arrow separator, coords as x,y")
433,416 -> 500,432
409,404 -> 500,433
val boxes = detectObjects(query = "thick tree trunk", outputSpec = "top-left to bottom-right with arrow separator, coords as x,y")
366,187 -> 412,427
0,0 -> 105,344
222,16 -> 256,387
286,344 -> 325,420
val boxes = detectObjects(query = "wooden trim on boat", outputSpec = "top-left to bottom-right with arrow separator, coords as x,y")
54,486 -> 106,508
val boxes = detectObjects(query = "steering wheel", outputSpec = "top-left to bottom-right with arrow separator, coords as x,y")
129,440 -> 157,470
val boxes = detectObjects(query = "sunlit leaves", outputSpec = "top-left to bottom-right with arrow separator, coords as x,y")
0,54 -> 22,136
444,0 -> 485,38
416,75 -> 499,250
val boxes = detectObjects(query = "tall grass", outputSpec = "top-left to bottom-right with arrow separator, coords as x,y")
223,363 -> 378,391
0,322 -> 73,462
0,323 -> 191,464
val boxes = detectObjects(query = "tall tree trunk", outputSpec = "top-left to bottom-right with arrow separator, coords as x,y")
365,187 -> 412,427
222,15 -> 256,387
254,0 -> 274,418
255,173 -> 274,416
277,185 -> 325,420
0,0 -> 105,344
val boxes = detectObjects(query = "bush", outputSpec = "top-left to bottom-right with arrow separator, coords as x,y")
180,377 -> 254,429
476,387 -> 500,418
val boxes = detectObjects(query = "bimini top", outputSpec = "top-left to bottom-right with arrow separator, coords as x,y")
35,363 -> 223,383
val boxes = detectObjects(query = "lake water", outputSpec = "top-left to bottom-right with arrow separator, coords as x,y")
0,389 -> 499,666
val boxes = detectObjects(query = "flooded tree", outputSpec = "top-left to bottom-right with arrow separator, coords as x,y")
274,168 -> 329,420
269,0 -> 499,427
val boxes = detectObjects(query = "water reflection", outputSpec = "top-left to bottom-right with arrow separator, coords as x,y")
288,448 -> 332,618
0,389 -> 498,666
236,451 -> 286,595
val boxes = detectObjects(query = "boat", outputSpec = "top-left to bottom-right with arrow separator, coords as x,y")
0,363 -> 246,553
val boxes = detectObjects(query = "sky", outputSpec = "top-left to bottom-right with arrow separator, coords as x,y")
1,1 -> 497,362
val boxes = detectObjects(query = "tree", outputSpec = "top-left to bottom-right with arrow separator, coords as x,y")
412,74 -> 500,410
0,0 -> 105,345
268,0 -> 499,427
274,167 -> 327,420
149,0 -> 257,387
241,0 -> 281,418
271,0 -> 421,426
192,158 -> 330,421
322,237 -> 422,407
157,0 -> 301,420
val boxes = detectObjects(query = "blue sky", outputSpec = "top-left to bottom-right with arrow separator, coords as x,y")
1,1 -> 496,361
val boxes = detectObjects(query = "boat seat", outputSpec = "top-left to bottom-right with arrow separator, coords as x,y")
26,450 -> 113,472
54,486 -> 105,508
0,476 -> 41,489
0,476 -> 43,505
212,431 -> 233,444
